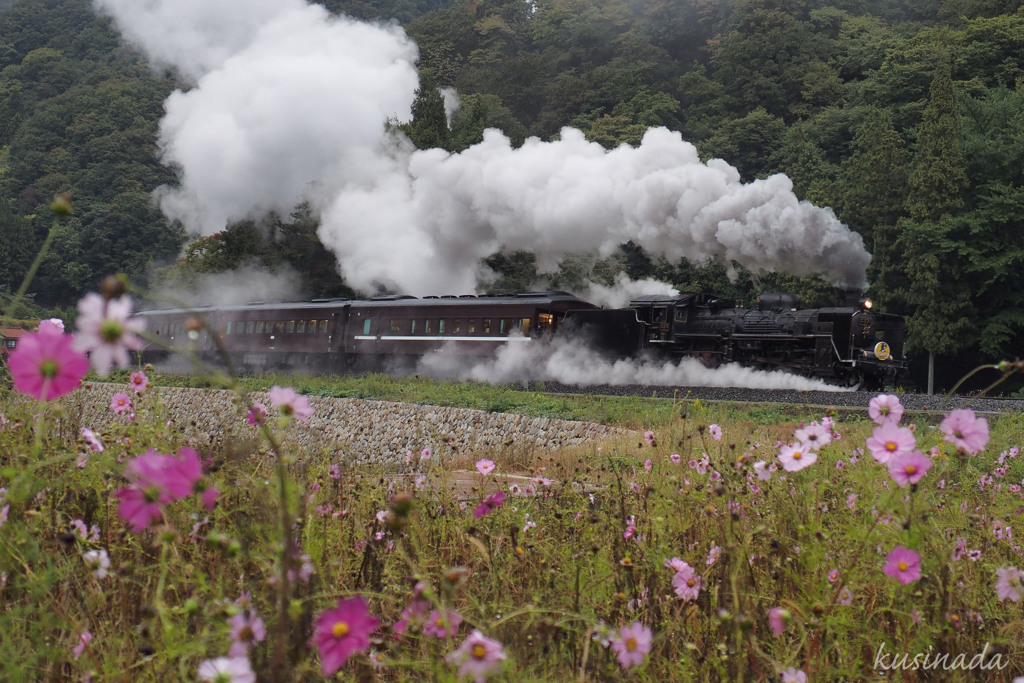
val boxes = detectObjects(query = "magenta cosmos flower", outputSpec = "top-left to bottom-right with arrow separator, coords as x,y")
446,629 -> 506,682
228,611 -> 266,657
883,546 -> 921,585
73,293 -> 145,377
868,393 -> 904,426
245,402 -> 267,426
887,450 -> 932,487
777,442 -> 817,472
311,596 -> 379,676
995,566 -> 1024,602
114,449 -> 194,532
612,621 -> 653,669
267,385 -> 314,424
474,491 -> 506,519
940,408 -> 989,456
768,607 -> 788,636
7,326 -> 89,401
866,422 -> 916,465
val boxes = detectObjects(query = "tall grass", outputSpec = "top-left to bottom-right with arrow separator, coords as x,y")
1,366 -> 1022,681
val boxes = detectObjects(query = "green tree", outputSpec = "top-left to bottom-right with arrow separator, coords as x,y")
896,63 -> 973,385
400,74 -> 451,151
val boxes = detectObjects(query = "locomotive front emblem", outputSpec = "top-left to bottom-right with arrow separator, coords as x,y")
874,341 -> 891,361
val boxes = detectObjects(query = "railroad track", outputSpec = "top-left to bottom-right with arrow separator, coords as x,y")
532,382 -> 1024,416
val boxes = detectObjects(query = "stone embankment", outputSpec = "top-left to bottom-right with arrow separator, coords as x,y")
65,384 -> 625,466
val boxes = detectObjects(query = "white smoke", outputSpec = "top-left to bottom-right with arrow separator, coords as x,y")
417,336 -> 846,391
92,0 -> 872,297
580,273 -> 679,309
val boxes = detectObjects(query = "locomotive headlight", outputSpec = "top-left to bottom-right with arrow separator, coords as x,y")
859,298 -> 873,310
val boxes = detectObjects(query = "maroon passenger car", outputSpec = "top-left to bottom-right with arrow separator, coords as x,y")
136,292 -> 598,374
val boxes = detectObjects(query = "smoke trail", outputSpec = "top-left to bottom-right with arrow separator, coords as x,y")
92,0 -> 871,297
417,336 -> 847,391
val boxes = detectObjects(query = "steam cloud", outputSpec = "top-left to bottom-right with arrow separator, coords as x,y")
417,336 -> 847,392
93,0 -> 872,297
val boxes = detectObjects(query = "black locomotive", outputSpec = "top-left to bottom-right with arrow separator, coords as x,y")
563,292 -> 906,389
135,290 -> 906,389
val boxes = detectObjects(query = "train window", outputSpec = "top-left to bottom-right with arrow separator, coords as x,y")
319,320 -> 328,333
245,321 -> 255,334
410,320 -> 417,334
467,319 -> 476,334
520,318 -> 531,334
483,319 -> 491,334
363,319 -> 372,335
286,320 -> 295,333
308,320 -> 316,333
425,320 -> 433,334
273,321 -> 283,334
296,320 -> 305,334
453,319 -> 462,334
499,319 -> 507,335
225,321 -> 232,335
538,312 -> 554,327
439,320 -> 446,334
390,319 -> 402,333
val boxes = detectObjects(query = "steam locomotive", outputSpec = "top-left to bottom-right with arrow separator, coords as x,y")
135,290 -> 906,389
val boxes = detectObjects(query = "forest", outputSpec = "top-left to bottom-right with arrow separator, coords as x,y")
0,0 -> 1023,392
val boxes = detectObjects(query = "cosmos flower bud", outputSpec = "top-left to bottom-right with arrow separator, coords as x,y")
51,192 -> 72,215
100,274 -> 128,300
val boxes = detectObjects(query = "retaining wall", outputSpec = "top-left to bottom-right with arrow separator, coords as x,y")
64,384 -> 624,466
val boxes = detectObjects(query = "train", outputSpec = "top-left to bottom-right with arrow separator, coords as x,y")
135,290 -> 907,389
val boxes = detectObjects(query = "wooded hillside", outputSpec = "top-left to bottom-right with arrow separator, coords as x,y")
1,0 -> 1022,391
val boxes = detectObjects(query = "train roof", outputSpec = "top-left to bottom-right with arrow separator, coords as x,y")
135,291 -> 597,316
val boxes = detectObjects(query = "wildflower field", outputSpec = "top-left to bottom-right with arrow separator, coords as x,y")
2,290 -> 1024,682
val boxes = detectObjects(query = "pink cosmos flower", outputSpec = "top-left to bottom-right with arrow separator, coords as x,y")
311,596 -> 379,676
128,370 -> 150,394
446,629 -> 506,682
883,546 -> 921,585
708,424 -> 723,441
777,443 -> 817,472
753,460 -> 772,481
838,587 -> 853,605
940,408 -> 989,455
245,402 -> 267,426
672,565 -> 702,601
781,667 -> 808,683
73,293 -> 145,377
475,459 -> 496,475
196,656 -> 256,683
643,430 -> 656,446
866,422 -> 916,465
110,392 -> 132,415
422,609 -> 462,639
669,453 -> 681,464
768,607 -> 787,636
887,450 -> 932,488
268,385 -> 314,424
611,621 -> 653,669
228,611 -> 266,657
995,566 -> 1024,602
7,326 -> 90,401
474,491 -> 505,519
81,427 -> 104,452
868,393 -> 904,425
794,422 -> 832,450
72,631 -> 92,659
39,318 -> 64,334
